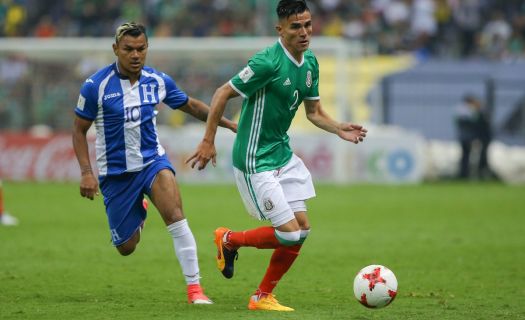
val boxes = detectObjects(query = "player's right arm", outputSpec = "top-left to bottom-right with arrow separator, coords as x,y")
186,52 -> 272,170
72,116 -> 99,200
72,80 -> 99,200
186,82 -> 239,170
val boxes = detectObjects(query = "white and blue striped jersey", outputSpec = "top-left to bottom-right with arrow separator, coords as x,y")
75,62 -> 188,176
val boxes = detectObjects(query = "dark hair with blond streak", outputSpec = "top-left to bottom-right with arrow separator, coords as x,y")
115,22 -> 147,43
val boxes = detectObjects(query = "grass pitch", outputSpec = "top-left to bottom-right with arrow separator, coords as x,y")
1,182 -> 524,319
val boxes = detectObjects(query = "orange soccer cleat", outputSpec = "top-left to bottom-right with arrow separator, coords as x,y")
248,292 -> 294,311
187,284 -> 213,304
214,227 -> 238,279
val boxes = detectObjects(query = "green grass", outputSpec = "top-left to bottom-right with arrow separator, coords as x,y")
1,182 -> 524,319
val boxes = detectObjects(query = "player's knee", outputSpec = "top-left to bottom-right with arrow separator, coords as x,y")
299,221 -> 311,230
275,229 -> 302,246
117,232 -> 140,256
117,244 -> 136,256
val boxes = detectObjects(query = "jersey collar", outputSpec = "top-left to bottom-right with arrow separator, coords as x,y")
278,38 -> 304,67
113,61 -> 142,81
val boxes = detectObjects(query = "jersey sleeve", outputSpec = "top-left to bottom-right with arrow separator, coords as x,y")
162,73 -> 189,109
229,53 -> 274,98
305,56 -> 320,100
75,79 -> 99,121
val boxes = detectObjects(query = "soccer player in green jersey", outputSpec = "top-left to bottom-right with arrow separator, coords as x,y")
187,0 -> 367,311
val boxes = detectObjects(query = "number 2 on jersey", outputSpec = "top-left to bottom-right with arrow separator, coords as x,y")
289,90 -> 299,111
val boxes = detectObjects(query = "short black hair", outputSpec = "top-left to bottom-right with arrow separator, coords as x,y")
115,22 -> 147,43
276,0 -> 309,20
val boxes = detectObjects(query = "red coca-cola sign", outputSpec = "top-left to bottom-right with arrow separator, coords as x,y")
0,133 -> 95,181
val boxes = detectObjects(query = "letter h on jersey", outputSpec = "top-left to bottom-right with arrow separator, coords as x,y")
141,84 -> 157,104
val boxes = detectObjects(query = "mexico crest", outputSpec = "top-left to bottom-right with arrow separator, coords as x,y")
263,198 -> 274,211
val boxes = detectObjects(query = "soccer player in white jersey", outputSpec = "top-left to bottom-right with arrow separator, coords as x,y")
0,179 -> 18,226
187,0 -> 367,312
72,22 -> 236,305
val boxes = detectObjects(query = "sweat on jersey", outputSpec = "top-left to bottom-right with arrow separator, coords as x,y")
75,62 -> 188,176
229,38 -> 320,174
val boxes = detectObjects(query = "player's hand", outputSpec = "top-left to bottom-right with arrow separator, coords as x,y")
79,173 -> 99,200
185,139 -> 217,170
337,123 -> 368,144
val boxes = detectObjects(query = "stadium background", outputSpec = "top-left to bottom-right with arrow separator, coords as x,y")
1,0 -> 525,184
1,2 -> 525,320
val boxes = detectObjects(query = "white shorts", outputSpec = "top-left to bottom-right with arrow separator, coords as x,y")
233,154 -> 316,227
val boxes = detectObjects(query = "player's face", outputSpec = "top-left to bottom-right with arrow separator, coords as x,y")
277,10 -> 312,59
113,34 -> 148,80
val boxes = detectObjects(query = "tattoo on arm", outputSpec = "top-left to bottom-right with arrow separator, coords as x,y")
80,165 -> 93,175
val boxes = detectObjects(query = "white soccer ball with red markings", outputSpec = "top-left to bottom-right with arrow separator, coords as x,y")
353,264 -> 398,308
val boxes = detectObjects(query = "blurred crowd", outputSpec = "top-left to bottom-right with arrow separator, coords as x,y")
2,0 -> 525,60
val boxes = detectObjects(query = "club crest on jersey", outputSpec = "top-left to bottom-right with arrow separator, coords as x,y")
239,66 -> 255,83
263,198 -> 274,212
306,70 -> 312,88
141,84 -> 157,103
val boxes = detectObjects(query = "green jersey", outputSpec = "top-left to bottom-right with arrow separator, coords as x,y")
230,39 -> 320,173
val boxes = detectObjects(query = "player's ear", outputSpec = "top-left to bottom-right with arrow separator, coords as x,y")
112,43 -> 118,56
275,23 -> 283,35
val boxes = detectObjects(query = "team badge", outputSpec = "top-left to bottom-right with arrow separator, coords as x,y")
263,198 -> 274,212
239,66 -> 255,83
306,70 -> 312,88
77,94 -> 86,111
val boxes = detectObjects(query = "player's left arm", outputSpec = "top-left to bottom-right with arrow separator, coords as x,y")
304,99 -> 367,144
179,97 -> 237,133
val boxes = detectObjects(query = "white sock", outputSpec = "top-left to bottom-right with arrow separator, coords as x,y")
167,219 -> 200,285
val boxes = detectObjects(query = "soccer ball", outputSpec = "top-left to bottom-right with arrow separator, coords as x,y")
353,264 -> 398,308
